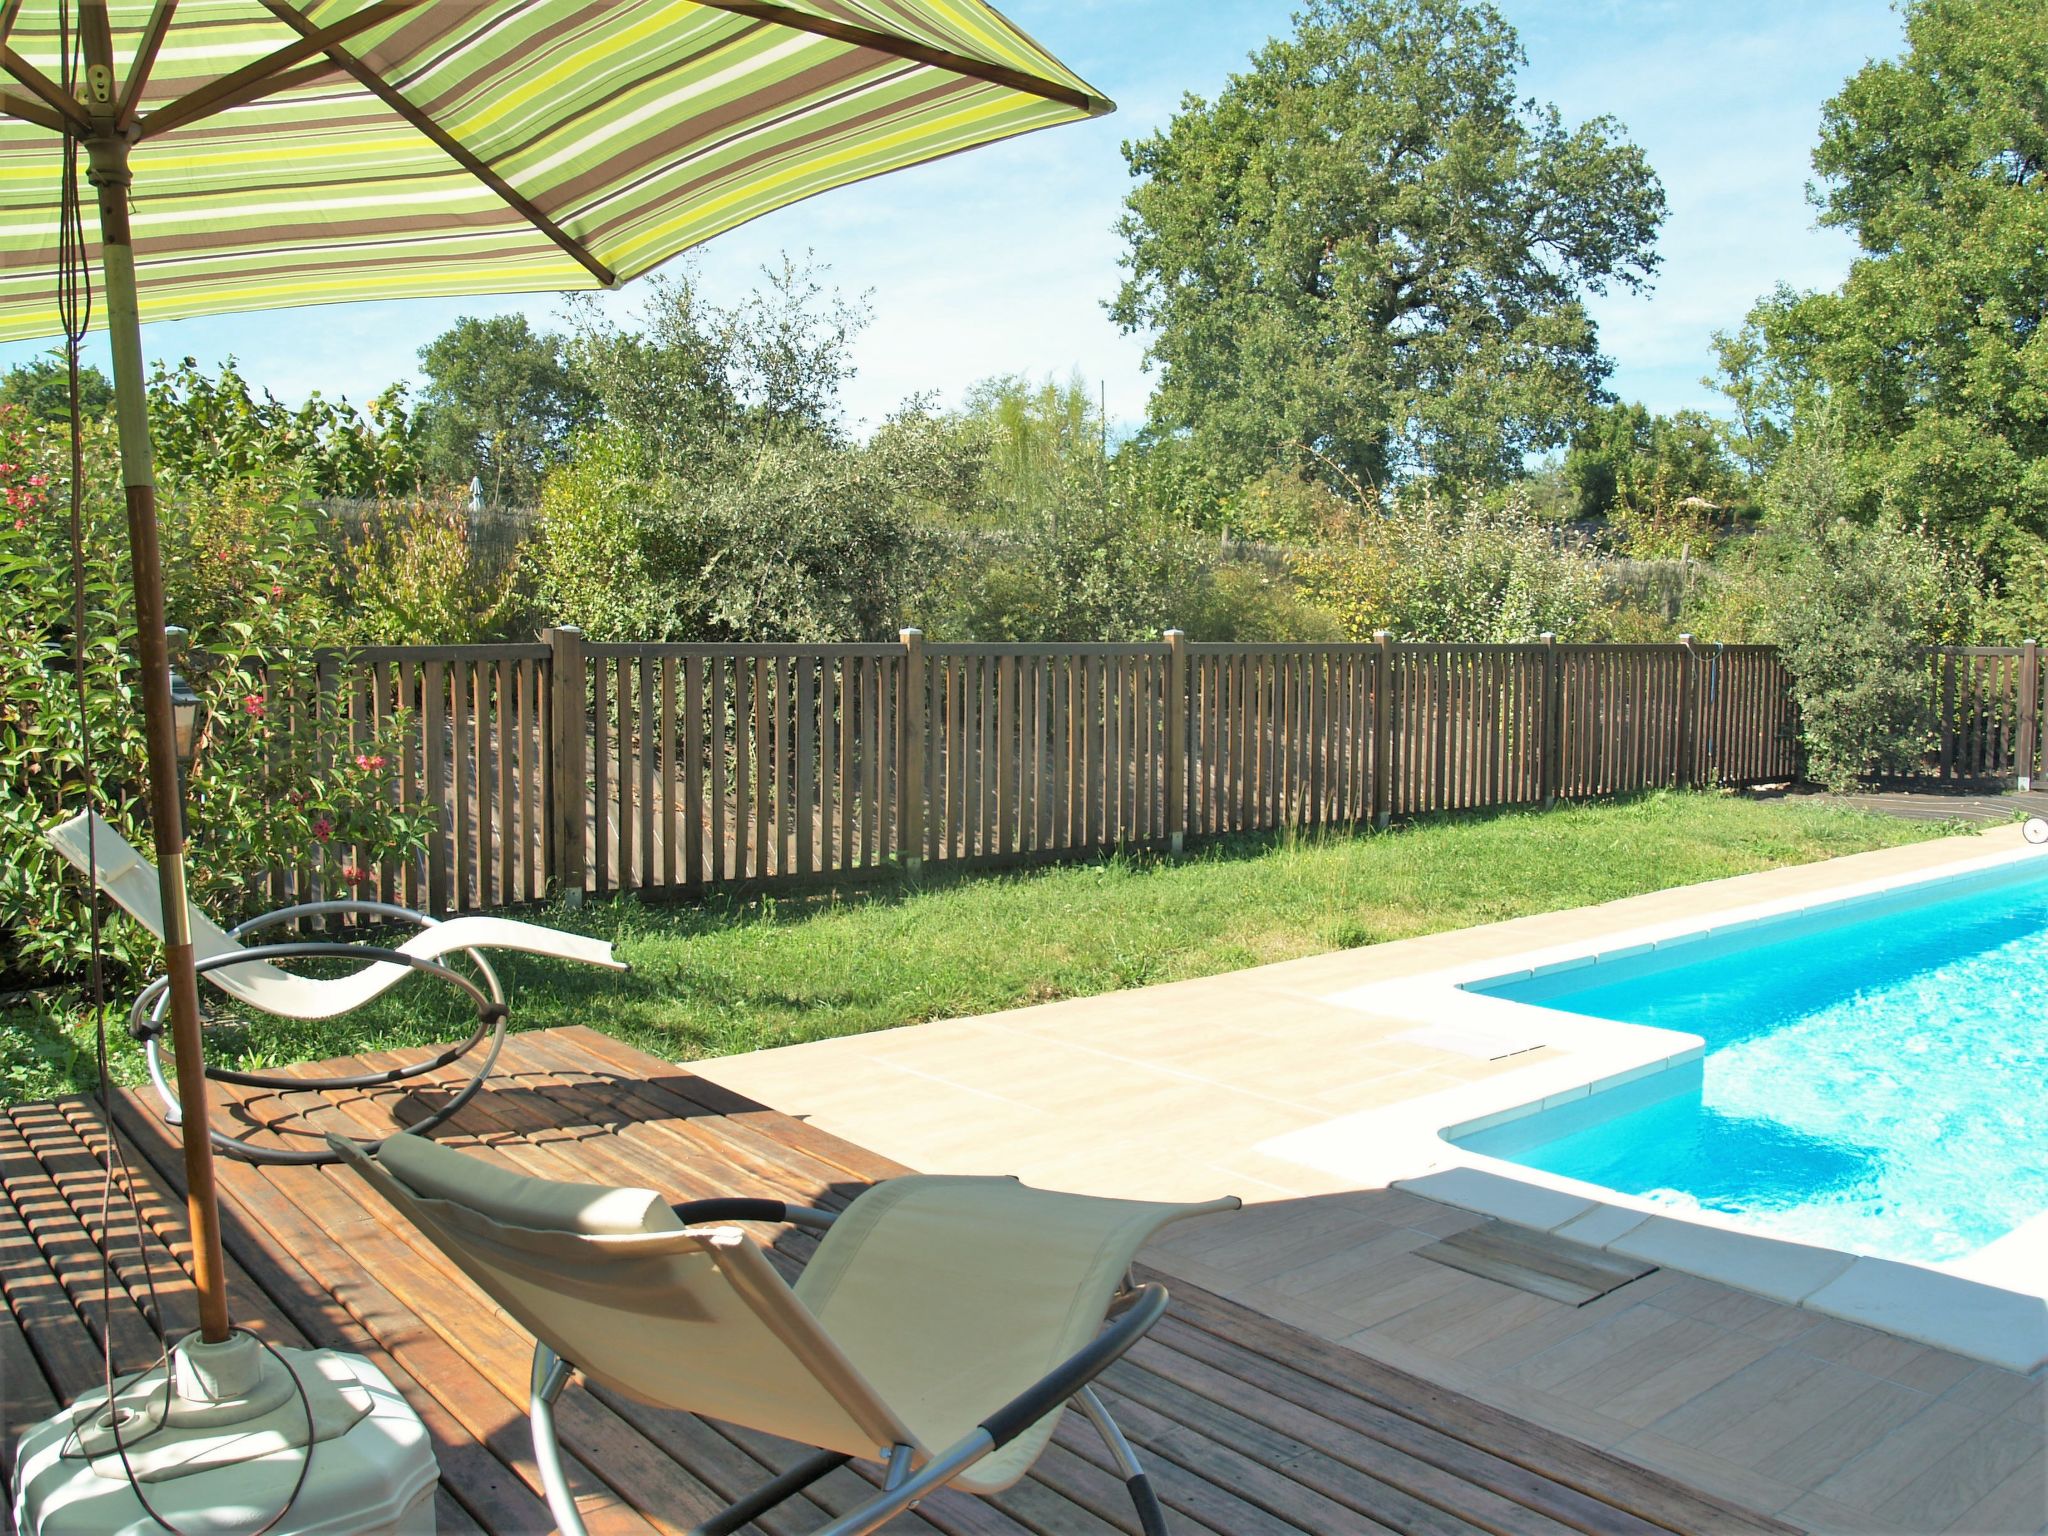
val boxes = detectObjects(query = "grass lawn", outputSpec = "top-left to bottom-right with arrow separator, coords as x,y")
0,791 -> 1955,1104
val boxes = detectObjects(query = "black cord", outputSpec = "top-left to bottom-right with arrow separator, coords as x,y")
50,12 -> 315,1532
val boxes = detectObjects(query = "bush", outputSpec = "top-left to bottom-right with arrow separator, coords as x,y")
1704,520 -> 1979,790
1294,492 -> 1608,641
338,495 -> 522,644
1,405 -> 432,985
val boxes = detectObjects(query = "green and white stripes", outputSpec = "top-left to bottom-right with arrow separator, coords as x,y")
0,0 -> 1108,342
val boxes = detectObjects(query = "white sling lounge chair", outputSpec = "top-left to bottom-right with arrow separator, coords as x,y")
47,809 -> 627,1164
335,1132 -> 1238,1536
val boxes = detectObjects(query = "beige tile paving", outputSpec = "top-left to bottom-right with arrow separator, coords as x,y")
694,826 -> 2047,1532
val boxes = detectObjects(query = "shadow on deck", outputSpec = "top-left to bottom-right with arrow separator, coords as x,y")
0,1027 -> 1798,1535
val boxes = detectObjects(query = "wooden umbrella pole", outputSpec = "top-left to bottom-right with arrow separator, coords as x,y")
85,128 -> 232,1345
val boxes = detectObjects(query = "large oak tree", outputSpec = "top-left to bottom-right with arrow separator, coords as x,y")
1110,0 -> 1665,498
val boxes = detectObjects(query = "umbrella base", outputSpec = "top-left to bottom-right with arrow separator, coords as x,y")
12,1333 -> 438,1535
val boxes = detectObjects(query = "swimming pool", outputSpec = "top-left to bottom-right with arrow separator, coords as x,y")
1454,858 -> 2048,1264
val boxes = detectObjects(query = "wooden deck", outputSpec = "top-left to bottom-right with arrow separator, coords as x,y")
0,1027 -> 1800,1535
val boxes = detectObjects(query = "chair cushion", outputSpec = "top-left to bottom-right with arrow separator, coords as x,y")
377,1131 -> 681,1236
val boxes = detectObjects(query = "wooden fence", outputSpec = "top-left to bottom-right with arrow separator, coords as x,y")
266,631 -> 1802,915
1923,643 -> 2043,787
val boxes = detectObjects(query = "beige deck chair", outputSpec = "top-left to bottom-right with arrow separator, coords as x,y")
48,809 -> 626,1164
334,1132 -> 1238,1536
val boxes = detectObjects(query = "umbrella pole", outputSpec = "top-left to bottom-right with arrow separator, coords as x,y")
84,131 -> 232,1346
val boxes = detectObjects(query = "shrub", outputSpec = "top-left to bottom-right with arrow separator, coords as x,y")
2,406 -> 432,985
338,494 -> 522,644
1295,492 -> 1608,641
1704,520 -> 1979,790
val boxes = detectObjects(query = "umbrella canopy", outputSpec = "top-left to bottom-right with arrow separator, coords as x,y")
0,0 -> 1109,340
1,0 -> 1106,1354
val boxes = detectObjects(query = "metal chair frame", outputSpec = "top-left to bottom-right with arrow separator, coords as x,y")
131,899 -> 507,1167
528,1198 -> 1174,1536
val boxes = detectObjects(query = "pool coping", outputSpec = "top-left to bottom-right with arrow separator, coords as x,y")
1256,840 -> 2048,1374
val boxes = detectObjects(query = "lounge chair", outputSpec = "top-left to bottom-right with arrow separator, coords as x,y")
333,1131 -> 1238,1536
46,809 -> 626,1164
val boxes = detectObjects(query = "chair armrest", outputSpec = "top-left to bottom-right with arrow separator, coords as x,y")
977,1284 -> 1169,1450
669,1199 -> 839,1230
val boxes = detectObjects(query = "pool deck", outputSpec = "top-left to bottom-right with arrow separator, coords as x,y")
697,824 -> 2048,1535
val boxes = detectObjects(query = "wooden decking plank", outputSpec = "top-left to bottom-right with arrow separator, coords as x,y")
1150,1314 -> 1660,1536
485,1034 -> 850,1194
553,1025 -> 910,1183
0,1109 -> 164,1380
1104,1354 -> 1495,1536
1128,1322 -> 1585,1536
1055,1379 -> 1327,1536
1086,1375 -> 1403,1535
536,1026 -> 905,1184
1159,1280 -> 1798,1536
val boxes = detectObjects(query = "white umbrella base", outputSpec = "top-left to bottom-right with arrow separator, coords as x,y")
12,1333 -> 438,1536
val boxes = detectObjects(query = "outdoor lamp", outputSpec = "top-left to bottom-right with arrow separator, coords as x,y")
165,625 -> 201,764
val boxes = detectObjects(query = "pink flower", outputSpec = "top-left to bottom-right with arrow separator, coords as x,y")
243,693 -> 266,718
11,519 -> 23,532
27,473 -> 48,488
269,585 -> 284,600
367,753 -> 387,770
341,863 -> 368,885
311,816 -> 333,841
0,462 -> 16,476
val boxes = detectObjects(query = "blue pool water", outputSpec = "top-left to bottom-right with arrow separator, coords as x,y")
1455,858 -> 2048,1262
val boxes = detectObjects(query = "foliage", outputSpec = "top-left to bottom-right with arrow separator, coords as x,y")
1699,518 -> 1979,790
1565,401 -> 1745,556
337,495 -> 522,644
1,405 -> 429,983
146,356 -> 410,499
1737,0 -> 2047,543
1294,492 -> 1608,641
1111,0 -> 1665,495
0,353 -> 113,426
537,418 -> 952,643
416,314 -> 594,505
538,261 -> 954,643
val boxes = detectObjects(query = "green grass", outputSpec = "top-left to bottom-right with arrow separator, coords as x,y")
0,791 -> 1952,1106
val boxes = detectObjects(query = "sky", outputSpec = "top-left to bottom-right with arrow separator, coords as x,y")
1,0 -> 1906,438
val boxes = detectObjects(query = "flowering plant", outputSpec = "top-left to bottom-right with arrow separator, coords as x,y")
1,405 -> 432,984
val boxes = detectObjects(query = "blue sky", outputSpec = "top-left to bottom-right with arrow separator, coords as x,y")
3,0 -> 1904,437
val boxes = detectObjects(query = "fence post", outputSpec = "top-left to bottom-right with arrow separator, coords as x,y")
1676,634 -> 1696,791
1540,632 -> 1560,809
1372,630 -> 1395,829
2021,640 -> 2040,791
544,625 -> 588,906
899,628 -> 926,876
1164,629 -> 1187,852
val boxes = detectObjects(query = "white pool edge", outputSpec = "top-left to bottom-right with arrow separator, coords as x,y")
1257,841 -> 2048,1374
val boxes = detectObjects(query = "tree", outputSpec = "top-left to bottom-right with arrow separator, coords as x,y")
0,353 -> 113,425
1110,0 -> 1665,495
1748,0 -> 2047,544
416,314 -> 593,504
1564,401 -> 1744,554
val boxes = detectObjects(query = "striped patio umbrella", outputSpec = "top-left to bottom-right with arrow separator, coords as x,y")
0,0 -> 1107,1353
